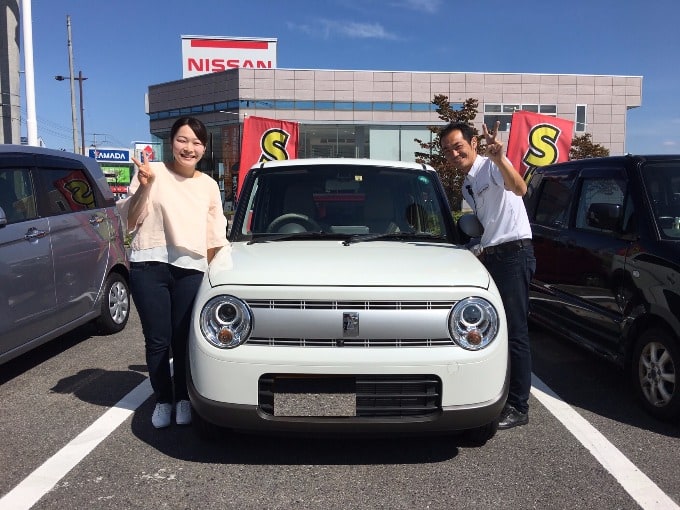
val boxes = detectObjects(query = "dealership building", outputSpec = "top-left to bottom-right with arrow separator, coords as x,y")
145,36 -> 643,202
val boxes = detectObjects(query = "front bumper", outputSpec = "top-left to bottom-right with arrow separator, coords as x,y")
188,344 -> 509,435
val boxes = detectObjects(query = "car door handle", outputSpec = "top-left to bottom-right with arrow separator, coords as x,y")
24,227 -> 47,240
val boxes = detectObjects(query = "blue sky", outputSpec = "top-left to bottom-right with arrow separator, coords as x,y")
18,0 -> 680,154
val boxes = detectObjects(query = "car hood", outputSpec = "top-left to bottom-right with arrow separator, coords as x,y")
208,240 -> 490,288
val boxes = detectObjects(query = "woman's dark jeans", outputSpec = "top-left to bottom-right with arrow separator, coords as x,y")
483,243 -> 536,414
130,262 -> 203,404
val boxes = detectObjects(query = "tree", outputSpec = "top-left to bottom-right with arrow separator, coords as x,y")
414,95 -> 481,209
569,133 -> 610,160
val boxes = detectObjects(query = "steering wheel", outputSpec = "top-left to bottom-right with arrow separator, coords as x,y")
266,213 -> 322,233
657,216 -> 675,229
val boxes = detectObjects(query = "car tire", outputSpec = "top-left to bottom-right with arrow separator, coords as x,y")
631,328 -> 680,420
94,272 -> 130,334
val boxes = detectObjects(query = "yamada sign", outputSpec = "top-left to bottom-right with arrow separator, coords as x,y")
181,35 -> 278,78
87,148 -> 131,164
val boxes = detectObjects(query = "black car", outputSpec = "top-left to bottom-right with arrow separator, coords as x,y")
523,155 -> 680,420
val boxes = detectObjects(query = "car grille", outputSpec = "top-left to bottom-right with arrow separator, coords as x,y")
245,299 -> 456,347
247,299 -> 456,310
259,374 -> 442,418
246,337 -> 454,347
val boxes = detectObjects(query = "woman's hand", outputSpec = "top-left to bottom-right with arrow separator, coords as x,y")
131,152 -> 155,187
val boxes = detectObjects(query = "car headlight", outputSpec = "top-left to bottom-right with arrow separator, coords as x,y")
199,295 -> 253,348
448,297 -> 499,350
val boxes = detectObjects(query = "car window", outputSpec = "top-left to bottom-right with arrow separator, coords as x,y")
641,161 -> 680,239
575,176 -> 627,233
533,173 -> 576,227
38,167 -> 100,215
0,168 -> 38,224
235,165 -> 448,239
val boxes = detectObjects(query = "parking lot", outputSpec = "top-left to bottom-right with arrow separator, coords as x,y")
1,304 -> 678,510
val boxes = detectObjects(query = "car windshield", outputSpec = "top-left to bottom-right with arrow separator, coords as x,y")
641,161 -> 680,240
231,163 -> 451,243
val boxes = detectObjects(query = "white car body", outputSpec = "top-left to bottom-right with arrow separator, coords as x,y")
188,158 -> 508,441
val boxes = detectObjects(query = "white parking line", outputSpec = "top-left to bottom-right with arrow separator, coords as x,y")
531,374 -> 679,510
2,372 -> 676,510
0,378 -> 153,510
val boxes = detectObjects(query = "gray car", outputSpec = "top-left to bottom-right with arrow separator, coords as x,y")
0,145 -> 130,365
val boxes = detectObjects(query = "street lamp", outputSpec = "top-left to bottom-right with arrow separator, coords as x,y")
55,71 -> 87,154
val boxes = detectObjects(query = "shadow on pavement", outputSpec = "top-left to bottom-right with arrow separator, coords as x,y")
529,322 -> 680,438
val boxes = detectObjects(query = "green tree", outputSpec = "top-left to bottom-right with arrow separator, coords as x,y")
569,133 -> 610,160
414,95 -> 481,209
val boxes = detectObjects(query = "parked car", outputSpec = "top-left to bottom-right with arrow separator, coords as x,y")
0,145 -> 130,365
523,155 -> 680,420
188,158 -> 508,443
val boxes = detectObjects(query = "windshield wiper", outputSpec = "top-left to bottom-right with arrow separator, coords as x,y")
247,231 -> 330,245
342,232 -> 444,246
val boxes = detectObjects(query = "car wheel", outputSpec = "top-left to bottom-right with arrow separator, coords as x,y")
462,419 -> 498,446
632,328 -> 680,420
94,272 -> 130,334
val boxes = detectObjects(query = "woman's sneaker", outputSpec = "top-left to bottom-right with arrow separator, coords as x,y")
151,403 -> 172,429
175,400 -> 192,425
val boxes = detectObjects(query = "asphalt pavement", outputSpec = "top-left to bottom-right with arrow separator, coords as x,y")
1,305 -> 678,510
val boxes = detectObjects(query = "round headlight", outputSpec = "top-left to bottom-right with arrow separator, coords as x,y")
448,297 -> 499,350
200,295 -> 253,348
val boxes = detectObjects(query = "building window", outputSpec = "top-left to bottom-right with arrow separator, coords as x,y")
576,105 -> 587,132
483,103 -> 557,131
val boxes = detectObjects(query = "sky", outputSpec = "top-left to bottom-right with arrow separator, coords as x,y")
15,0 -> 680,154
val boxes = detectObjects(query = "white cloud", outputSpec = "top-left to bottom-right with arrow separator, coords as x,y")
662,140 -> 677,146
288,19 -> 398,40
391,0 -> 442,13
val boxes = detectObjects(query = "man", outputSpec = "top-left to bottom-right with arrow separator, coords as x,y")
440,121 -> 536,430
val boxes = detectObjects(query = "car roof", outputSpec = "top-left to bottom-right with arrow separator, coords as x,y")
531,154 -> 680,175
0,144 -> 97,166
251,158 -> 435,173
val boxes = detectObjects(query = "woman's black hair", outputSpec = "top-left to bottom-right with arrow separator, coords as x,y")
170,116 -> 208,146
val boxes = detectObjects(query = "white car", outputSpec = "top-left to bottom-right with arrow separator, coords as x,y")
188,158 -> 507,444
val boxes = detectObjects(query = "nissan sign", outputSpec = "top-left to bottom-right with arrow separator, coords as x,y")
181,35 -> 277,78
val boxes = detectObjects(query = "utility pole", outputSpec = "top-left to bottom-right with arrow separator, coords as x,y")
66,15 -> 78,153
77,70 -> 86,154
21,0 -> 38,146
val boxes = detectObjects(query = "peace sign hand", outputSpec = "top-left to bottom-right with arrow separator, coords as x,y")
131,152 -> 155,187
482,121 -> 504,163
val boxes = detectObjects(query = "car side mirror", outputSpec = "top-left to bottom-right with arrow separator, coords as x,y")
458,213 -> 484,239
586,203 -> 621,231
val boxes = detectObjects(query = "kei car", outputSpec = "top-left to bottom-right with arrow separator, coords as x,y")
188,158 -> 508,443
0,145 -> 130,365
523,155 -> 680,420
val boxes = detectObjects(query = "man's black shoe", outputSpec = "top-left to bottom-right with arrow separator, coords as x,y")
498,405 -> 528,430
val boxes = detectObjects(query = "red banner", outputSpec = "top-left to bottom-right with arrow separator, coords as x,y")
506,110 -> 574,177
238,116 -> 299,197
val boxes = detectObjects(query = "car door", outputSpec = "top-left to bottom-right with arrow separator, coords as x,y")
526,165 -> 579,325
549,165 -> 631,355
34,156 -> 111,324
0,161 -> 56,358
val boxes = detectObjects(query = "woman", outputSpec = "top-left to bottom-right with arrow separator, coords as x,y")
120,116 -> 228,429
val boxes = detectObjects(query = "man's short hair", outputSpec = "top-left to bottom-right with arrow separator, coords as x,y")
439,122 -> 476,145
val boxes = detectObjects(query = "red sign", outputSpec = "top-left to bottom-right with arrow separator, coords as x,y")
506,110 -> 574,177
54,170 -> 95,211
238,116 -> 299,197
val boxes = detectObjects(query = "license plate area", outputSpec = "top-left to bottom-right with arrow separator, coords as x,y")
271,376 -> 356,417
